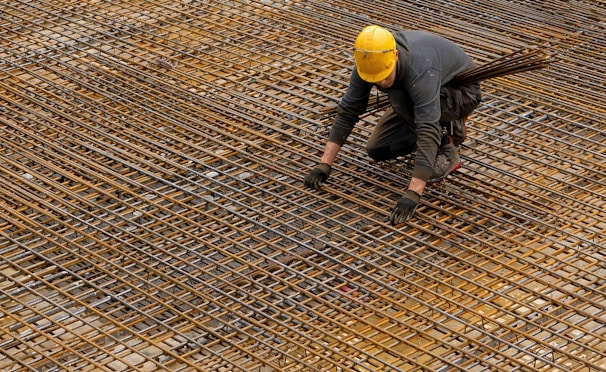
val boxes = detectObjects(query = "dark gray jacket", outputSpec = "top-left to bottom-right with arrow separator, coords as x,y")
328,30 -> 476,181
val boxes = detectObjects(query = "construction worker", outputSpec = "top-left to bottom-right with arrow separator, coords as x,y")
304,25 -> 482,225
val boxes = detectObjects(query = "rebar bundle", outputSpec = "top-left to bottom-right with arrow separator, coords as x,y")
453,48 -> 557,85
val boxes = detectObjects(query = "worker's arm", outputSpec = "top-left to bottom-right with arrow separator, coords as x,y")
304,141 -> 341,190
408,177 -> 427,195
389,176 -> 428,225
320,141 -> 341,165
389,70 -> 442,225
304,68 -> 372,191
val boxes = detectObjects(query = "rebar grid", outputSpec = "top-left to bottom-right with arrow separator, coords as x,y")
0,0 -> 604,371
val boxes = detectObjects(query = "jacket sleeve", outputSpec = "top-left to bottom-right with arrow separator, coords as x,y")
409,67 -> 443,181
412,121 -> 442,181
327,68 -> 373,146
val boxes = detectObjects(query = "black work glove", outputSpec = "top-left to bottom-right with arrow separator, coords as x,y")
304,163 -> 331,190
389,190 -> 421,225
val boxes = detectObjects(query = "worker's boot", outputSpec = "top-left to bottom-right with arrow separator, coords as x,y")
428,136 -> 461,183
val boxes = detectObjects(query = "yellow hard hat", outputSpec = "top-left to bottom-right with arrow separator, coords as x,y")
354,25 -> 397,83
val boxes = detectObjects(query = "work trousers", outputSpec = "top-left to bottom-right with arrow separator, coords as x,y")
366,83 -> 481,162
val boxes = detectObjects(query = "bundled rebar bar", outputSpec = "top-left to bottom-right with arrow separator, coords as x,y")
452,48 -> 556,85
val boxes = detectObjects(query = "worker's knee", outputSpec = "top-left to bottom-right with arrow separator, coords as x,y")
367,143 -> 415,162
366,145 -> 393,162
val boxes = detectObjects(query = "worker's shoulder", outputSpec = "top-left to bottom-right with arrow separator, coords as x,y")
400,29 -> 447,43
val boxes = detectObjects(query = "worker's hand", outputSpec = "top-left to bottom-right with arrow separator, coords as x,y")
389,190 -> 421,225
304,163 -> 331,190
